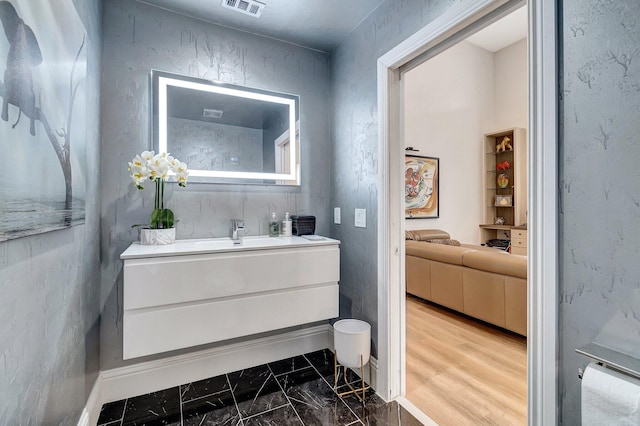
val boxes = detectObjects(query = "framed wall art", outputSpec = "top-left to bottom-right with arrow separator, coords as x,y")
405,154 -> 439,219
0,0 -> 87,241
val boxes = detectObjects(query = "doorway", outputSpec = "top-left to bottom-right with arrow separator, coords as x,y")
375,0 -> 558,423
403,7 -> 528,423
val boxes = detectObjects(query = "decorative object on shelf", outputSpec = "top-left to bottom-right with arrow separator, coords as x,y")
405,154 -> 439,219
128,150 -> 189,245
495,195 -> 513,206
496,160 -> 511,171
494,216 -> 506,225
497,173 -> 509,188
495,136 -> 512,152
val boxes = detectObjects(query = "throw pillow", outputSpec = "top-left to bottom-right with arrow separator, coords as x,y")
426,238 -> 461,247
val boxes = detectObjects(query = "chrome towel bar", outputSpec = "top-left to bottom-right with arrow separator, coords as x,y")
576,342 -> 640,381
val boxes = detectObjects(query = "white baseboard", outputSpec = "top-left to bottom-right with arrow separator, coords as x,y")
101,324 -> 331,404
396,396 -> 438,425
81,322 -> 381,425
78,374 -> 104,426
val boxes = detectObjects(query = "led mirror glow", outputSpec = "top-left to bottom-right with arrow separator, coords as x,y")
152,70 -> 300,185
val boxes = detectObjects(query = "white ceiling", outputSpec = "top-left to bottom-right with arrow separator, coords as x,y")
466,6 -> 527,53
137,0 -> 385,52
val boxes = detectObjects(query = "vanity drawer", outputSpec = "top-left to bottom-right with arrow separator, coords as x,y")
124,283 -> 339,359
124,246 -> 339,310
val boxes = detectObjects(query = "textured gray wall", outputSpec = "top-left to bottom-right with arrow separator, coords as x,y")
333,0 -> 640,422
0,0 -> 102,424
559,1 -> 640,423
100,0 -> 331,369
330,0 -> 466,356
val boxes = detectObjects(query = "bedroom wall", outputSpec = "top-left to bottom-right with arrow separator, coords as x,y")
0,0 -> 102,424
403,37 -> 527,244
403,41 -> 494,244
493,38 -> 527,130
100,0 -> 331,370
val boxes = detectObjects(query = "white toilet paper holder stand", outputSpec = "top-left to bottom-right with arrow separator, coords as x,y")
576,342 -> 640,380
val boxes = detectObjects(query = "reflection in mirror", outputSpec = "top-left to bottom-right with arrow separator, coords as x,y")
152,70 -> 300,185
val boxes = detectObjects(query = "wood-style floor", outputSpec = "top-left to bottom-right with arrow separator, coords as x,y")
405,295 -> 527,425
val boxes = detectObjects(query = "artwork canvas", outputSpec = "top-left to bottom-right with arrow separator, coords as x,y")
0,0 -> 87,241
405,155 -> 439,219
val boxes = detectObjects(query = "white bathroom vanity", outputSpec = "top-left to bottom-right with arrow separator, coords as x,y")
120,236 -> 340,359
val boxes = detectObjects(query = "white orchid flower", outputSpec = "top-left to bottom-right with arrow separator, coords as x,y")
148,159 -> 170,181
128,155 -> 144,170
141,151 -> 155,163
130,165 -> 149,189
176,172 -> 189,187
171,161 -> 188,174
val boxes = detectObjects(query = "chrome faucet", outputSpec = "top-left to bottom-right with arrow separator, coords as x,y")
231,219 -> 245,244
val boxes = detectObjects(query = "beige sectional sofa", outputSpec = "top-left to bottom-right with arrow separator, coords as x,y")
406,229 -> 527,336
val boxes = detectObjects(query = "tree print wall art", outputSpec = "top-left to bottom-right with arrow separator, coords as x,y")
0,0 -> 86,241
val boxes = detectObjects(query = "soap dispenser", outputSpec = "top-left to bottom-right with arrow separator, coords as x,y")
269,212 -> 280,237
282,212 -> 292,237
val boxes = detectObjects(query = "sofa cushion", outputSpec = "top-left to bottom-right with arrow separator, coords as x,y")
406,240 -> 475,265
405,229 -> 450,241
462,250 -> 527,279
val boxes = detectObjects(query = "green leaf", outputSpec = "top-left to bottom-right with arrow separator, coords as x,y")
150,208 -> 162,229
150,208 -> 175,229
160,208 -> 175,229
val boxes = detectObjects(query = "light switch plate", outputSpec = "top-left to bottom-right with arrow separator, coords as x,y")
355,209 -> 366,228
334,207 -> 341,224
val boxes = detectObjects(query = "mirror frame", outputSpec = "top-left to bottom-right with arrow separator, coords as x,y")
151,70 -> 300,185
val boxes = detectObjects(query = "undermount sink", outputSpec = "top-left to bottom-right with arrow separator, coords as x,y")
190,235 -> 288,249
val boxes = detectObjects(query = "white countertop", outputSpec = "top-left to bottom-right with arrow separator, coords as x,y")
121,235 -> 340,259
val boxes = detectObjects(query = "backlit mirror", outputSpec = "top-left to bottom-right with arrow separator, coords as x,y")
152,70 -> 300,185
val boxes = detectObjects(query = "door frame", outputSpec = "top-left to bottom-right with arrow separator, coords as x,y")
375,0 -> 558,424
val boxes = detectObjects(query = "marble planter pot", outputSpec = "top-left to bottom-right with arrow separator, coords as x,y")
140,228 -> 176,245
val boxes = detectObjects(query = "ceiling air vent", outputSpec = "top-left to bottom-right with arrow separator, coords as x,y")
203,108 -> 223,119
221,0 -> 265,18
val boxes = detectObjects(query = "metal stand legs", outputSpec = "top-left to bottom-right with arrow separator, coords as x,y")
333,350 -> 371,402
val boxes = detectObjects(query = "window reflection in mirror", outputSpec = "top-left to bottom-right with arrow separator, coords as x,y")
152,70 -> 300,185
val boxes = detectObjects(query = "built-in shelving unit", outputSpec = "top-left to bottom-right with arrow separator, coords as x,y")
480,128 -> 528,248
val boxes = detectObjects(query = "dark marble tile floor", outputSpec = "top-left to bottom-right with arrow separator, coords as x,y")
97,349 -> 422,426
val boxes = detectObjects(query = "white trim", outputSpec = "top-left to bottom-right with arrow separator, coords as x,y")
528,0 -> 559,424
80,325 -> 332,422
77,374 -> 103,426
396,396 -> 438,425
80,323 -> 377,424
377,0 -> 559,423
92,325 -> 330,405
